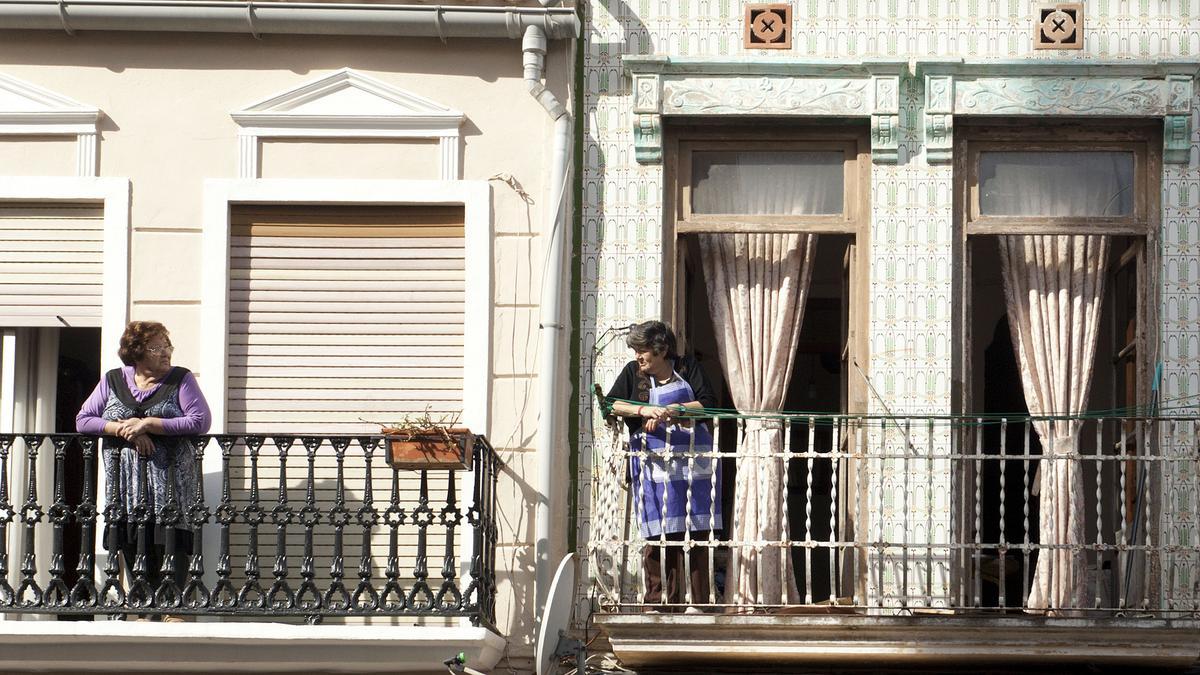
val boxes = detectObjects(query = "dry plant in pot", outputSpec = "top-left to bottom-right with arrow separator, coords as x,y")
377,409 -> 474,471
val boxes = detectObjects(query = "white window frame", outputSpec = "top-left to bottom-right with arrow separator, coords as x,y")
0,177 -> 128,617
0,176 -> 131,375
200,179 -> 492,625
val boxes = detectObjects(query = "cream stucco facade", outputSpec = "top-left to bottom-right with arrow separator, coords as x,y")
0,23 -> 574,674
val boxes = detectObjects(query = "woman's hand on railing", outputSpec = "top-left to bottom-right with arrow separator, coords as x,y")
643,406 -> 673,433
131,434 -> 154,457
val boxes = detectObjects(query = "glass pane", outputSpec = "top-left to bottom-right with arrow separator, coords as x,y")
979,151 -> 1134,217
691,151 -> 844,215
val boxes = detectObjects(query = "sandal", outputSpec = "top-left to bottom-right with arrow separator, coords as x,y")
161,615 -> 185,623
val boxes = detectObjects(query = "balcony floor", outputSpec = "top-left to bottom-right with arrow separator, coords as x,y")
595,612 -> 1200,670
0,620 -> 504,673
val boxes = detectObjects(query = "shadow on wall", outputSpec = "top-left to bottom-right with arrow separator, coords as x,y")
493,458 -> 538,657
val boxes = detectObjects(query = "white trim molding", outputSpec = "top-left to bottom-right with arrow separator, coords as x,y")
0,73 -> 103,177
200,178 -> 493,606
231,69 -> 466,180
916,59 -> 1200,163
0,176 -> 130,371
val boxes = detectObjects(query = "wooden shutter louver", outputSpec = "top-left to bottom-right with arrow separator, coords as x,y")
227,204 -> 467,433
0,203 -> 104,327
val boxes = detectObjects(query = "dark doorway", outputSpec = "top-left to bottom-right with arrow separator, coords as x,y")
683,234 -> 852,604
978,316 -> 1040,607
55,327 -> 101,620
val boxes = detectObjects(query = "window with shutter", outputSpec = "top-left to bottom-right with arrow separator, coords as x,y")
227,204 -> 467,434
0,203 -> 104,327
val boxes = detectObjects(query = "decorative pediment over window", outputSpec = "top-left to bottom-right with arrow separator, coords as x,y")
917,60 -> 1199,164
232,68 -> 466,179
0,73 -> 102,176
622,57 -> 909,164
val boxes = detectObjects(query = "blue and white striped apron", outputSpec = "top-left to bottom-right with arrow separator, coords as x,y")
630,373 -> 723,538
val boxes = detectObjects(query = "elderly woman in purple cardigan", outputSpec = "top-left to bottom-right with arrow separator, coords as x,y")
76,321 -> 211,608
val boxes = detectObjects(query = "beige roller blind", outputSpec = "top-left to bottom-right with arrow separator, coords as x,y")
227,204 -> 467,434
225,206 -> 469,622
0,203 -> 104,327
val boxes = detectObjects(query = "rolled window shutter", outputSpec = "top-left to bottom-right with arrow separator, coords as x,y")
226,205 -> 468,605
0,203 -> 104,327
227,205 -> 467,433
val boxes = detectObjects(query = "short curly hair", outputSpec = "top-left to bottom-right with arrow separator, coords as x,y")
625,320 -> 678,359
118,321 -> 171,366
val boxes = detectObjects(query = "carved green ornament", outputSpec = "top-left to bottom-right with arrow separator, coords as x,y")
918,60 -> 1199,165
623,57 -> 908,165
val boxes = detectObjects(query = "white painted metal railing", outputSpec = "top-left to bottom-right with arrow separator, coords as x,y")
586,414 -> 1200,616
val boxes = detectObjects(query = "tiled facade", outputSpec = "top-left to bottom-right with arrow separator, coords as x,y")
578,2 -> 1200,605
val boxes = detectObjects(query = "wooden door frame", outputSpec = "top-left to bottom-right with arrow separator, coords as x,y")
661,121 -> 873,417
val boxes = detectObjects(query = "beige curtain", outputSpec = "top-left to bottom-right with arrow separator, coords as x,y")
998,234 -> 1109,611
699,232 -> 817,605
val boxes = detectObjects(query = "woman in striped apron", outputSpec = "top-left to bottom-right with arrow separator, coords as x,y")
606,321 -> 722,611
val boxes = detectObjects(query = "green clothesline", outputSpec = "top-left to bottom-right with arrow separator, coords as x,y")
598,393 -> 1200,427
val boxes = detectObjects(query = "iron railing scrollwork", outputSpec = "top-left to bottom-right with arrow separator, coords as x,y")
0,433 -> 500,626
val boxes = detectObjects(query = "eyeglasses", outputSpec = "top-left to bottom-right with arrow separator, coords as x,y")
147,344 -> 174,356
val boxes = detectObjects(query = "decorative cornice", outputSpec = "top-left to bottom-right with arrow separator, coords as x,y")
623,57 -> 908,165
917,59 -> 1200,164
231,114 -> 464,133
0,110 -> 101,127
915,58 -> 1200,78
623,56 -> 909,78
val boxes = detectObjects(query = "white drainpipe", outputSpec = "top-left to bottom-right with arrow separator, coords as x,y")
0,0 -> 578,38
523,22 -> 572,620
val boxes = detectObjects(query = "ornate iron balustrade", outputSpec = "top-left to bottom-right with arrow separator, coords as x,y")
587,414 -> 1200,616
0,434 -> 500,625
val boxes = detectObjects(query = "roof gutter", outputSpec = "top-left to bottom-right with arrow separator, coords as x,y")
0,0 -> 578,38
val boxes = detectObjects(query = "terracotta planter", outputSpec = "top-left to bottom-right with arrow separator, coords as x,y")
384,427 -> 474,470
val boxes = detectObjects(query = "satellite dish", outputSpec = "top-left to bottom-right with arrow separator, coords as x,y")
536,553 -> 578,675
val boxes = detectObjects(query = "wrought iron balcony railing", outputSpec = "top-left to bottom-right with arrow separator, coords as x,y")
0,433 -> 500,625
586,413 -> 1200,617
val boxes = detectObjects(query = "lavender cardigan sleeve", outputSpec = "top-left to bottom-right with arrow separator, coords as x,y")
75,369 -> 212,436
159,372 -> 212,435
74,378 -> 111,435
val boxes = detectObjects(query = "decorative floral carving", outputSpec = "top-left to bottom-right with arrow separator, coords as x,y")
874,75 -> 899,113
958,78 -> 1165,115
925,75 -> 953,112
1167,75 -> 1193,113
663,77 -> 869,115
632,74 -> 659,113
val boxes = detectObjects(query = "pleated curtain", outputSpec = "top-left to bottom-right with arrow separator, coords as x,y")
699,232 -> 817,606
997,234 -> 1110,611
